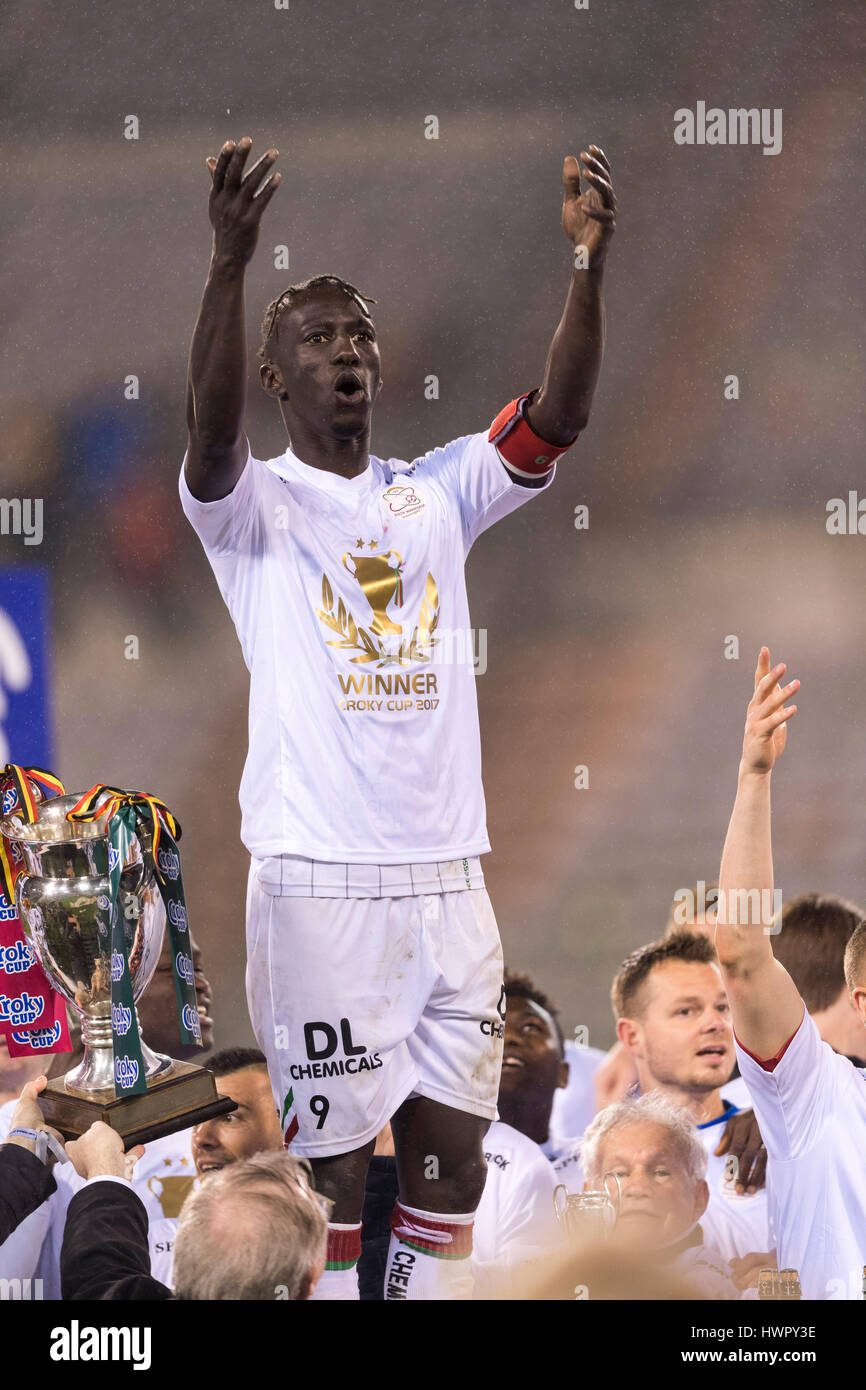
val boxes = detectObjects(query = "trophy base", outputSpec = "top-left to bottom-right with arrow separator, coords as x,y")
38,1060 -> 237,1149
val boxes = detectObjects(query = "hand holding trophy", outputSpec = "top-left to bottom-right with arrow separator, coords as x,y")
0,765 -> 235,1148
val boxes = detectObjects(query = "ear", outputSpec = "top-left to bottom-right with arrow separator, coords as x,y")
616,1016 -> 640,1055
557,1060 -> 570,1090
851,986 -> 866,1025
260,361 -> 286,400
692,1178 -> 709,1223
301,1256 -> 326,1301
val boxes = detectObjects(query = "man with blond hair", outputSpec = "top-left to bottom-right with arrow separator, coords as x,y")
60,1122 -> 328,1300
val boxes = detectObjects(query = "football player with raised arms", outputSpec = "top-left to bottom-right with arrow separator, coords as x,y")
180,136 -> 616,1299
716,648 -> 866,1298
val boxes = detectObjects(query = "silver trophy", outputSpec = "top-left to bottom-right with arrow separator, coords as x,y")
554,1174 -> 622,1242
0,793 -> 234,1145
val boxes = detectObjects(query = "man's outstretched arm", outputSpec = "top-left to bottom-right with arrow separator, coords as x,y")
523,146 -> 616,447
184,137 -> 281,502
715,647 -> 804,1060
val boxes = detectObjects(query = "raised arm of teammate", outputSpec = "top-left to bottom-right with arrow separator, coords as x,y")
523,146 -> 616,447
184,138 -> 281,502
714,648 -> 804,1060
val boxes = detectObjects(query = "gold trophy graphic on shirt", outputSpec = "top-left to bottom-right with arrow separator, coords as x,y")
316,545 -> 439,668
148,1172 -> 198,1218
342,549 -> 404,637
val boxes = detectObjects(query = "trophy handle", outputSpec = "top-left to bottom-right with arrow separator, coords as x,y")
341,552 -> 356,577
553,1183 -> 569,1219
602,1171 -> 623,1215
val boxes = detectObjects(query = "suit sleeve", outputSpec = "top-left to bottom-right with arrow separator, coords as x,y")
0,1145 -> 56,1247
60,1180 -> 172,1300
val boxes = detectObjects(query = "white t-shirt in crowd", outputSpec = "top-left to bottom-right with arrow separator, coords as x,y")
695,1105 -> 771,1265
0,1100 -> 197,1297
549,1040 -> 608,1146
179,432 -> 553,865
471,1119 -> 560,1297
735,1006 -> 866,1300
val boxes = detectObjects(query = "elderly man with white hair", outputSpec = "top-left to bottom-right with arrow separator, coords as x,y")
59,1121 -> 329,1300
580,1092 -> 739,1299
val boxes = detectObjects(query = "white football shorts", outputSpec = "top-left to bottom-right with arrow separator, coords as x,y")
244,861 -> 505,1157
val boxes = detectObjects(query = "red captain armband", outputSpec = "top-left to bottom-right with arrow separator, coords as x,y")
488,391 -> 580,479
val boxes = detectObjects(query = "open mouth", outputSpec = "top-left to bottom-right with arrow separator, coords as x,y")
334,371 -> 365,403
695,1045 -> 728,1060
501,1054 -> 526,1070
196,1161 -> 225,1175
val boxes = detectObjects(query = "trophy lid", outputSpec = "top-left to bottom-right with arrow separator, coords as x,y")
0,792 -> 111,844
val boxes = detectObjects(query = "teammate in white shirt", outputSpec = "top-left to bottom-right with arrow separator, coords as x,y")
607,932 -> 771,1267
716,647 -> 866,1299
181,134 -> 617,1298
496,970 -> 572,1162
591,884 -> 752,1115
769,892 -> 866,1065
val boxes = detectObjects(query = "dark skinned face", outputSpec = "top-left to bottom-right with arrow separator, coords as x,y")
261,285 -> 382,439
139,929 -> 214,1057
497,995 -> 568,1141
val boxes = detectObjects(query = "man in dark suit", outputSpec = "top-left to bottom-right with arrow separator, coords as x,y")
0,1077 -> 66,1247
61,1120 -> 328,1300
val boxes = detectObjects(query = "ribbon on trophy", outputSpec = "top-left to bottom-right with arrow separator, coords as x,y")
0,763 -> 67,903
67,785 -> 202,1098
0,765 -> 72,1055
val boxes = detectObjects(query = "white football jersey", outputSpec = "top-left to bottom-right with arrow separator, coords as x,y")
695,1107 -> 771,1264
736,1007 -> 866,1300
471,1119 -> 560,1297
179,432 -> 553,864
549,1040 -> 608,1144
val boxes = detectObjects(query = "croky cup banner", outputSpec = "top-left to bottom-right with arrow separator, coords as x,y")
0,765 -> 70,1048
4,992 -> 70,1059
68,785 -> 201,1098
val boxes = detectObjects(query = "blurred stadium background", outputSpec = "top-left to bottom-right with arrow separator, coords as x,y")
1,0 -> 864,1052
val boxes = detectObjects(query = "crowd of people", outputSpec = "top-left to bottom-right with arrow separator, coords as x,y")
1,650 -> 864,1300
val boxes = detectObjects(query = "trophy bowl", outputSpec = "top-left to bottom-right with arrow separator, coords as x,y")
2,792 -> 172,1093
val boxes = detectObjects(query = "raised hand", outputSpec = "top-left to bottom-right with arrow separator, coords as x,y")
561,145 -> 616,264
205,137 -> 281,267
741,647 -> 799,776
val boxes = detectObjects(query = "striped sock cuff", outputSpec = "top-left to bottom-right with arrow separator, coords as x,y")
390,1201 -> 474,1260
325,1222 -> 363,1271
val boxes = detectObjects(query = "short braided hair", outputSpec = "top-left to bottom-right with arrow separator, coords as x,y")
504,968 -> 565,1056
258,274 -> 378,366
